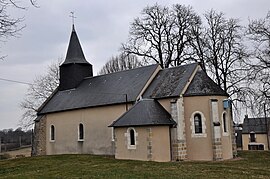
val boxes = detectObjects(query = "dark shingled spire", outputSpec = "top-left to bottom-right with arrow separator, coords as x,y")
62,25 -> 89,65
59,25 -> 93,91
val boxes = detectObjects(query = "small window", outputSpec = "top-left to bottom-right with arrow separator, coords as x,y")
130,129 -> 135,145
223,113 -> 227,132
250,132 -> 256,142
126,128 -> 137,149
78,123 -> 84,141
194,114 -> 202,134
50,125 -> 55,141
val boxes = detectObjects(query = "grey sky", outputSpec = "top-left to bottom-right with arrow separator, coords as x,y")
0,0 -> 269,130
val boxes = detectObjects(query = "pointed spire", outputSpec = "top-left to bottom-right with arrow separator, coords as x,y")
62,25 -> 90,65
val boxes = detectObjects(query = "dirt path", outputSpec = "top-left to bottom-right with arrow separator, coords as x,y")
4,147 -> 31,158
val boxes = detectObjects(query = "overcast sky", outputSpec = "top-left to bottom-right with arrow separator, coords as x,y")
0,0 -> 269,130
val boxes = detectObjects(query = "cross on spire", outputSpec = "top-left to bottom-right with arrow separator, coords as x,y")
70,11 -> 77,25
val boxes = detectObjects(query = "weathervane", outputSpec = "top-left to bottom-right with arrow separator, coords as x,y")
70,11 -> 77,25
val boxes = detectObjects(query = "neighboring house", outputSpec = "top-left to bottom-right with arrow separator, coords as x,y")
32,25 -> 236,162
242,115 -> 270,150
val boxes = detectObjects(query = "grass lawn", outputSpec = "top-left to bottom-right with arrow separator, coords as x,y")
0,151 -> 269,179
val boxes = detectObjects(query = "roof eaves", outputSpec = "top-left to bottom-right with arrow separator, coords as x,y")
39,101 -> 135,115
110,123 -> 176,128
37,87 -> 59,115
183,93 -> 229,97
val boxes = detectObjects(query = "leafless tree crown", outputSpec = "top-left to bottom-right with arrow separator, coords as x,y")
98,53 -> 143,75
20,59 -> 60,129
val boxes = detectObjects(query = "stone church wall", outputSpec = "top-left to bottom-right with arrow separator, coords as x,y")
32,116 -> 47,156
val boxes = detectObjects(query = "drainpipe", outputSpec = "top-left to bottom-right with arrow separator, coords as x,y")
264,103 -> 269,150
169,127 -> 173,161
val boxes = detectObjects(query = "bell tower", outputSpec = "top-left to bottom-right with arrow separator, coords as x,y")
59,25 -> 93,91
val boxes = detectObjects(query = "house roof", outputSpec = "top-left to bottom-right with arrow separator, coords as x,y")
184,69 -> 228,97
38,64 -> 159,114
61,25 -> 90,65
109,99 -> 176,127
242,117 -> 270,134
143,63 -> 198,99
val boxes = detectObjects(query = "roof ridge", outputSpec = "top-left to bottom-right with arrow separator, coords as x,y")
85,64 -> 159,80
159,62 -> 198,71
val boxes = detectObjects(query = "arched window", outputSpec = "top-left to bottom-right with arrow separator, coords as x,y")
130,129 -> 135,145
223,113 -> 227,133
194,113 -> 202,134
126,128 -> 137,149
78,123 -> 84,140
50,125 -> 55,141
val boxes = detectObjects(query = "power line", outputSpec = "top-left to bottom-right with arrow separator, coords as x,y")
0,77 -> 32,85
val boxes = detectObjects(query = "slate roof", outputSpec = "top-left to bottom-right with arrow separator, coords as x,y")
34,115 -> 44,122
61,25 -> 90,65
184,70 -> 228,97
38,64 -> 159,114
143,63 -> 198,99
242,117 -> 270,134
109,99 -> 176,127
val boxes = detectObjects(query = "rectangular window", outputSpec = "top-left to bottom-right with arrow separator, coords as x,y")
250,133 -> 256,142
223,113 -> 227,132
78,123 -> 84,141
50,125 -> 55,141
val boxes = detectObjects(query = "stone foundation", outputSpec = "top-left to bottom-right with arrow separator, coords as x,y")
147,128 -> 153,160
213,138 -> 223,160
172,140 -> 187,161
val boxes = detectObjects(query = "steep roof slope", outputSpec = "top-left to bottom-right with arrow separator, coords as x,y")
143,63 -> 198,99
184,69 -> 228,97
109,99 -> 176,127
61,25 -> 89,65
242,117 -> 270,134
38,64 -> 159,114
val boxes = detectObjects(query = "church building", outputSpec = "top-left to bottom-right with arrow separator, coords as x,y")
33,25 -> 236,162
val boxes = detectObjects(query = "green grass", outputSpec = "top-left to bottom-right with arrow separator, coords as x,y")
0,151 -> 269,179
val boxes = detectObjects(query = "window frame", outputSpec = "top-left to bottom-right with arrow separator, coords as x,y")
190,111 -> 207,138
126,127 -> 137,149
222,112 -> 229,136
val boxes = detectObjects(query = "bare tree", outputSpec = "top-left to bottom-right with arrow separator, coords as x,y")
0,0 -> 38,38
123,5 -> 248,98
0,1 -> 38,59
246,11 -> 270,116
20,59 -> 60,129
98,53 -> 143,75
122,4 -> 201,68
197,10 -> 249,98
